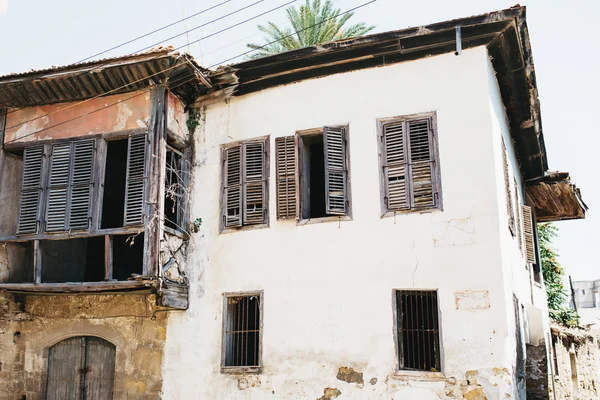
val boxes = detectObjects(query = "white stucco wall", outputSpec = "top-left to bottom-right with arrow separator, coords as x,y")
162,47 -> 538,399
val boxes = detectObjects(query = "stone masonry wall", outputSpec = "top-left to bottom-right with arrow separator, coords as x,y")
0,291 -> 169,400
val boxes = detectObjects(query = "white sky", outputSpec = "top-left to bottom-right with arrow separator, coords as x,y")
0,0 -> 597,280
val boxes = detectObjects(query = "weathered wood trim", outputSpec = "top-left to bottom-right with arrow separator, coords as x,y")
104,235 -> 113,280
93,138 -> 107,231
157,279 -> 188,309
0,280 -> 156,293
143,86 -> 167,277
33,239 -> 42,283
0,226 -> 144,243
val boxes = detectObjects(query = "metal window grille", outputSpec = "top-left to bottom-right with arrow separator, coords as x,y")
395,290 -> 441,372
223,294 -> 261,368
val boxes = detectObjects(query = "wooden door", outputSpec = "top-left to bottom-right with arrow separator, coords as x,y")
46,336 -> 116,400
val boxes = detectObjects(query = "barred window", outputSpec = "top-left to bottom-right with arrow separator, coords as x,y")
222,292 -> 262,371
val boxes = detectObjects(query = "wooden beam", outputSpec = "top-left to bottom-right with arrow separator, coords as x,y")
0,226 -> 144,243
33,239 -> 42,283
0,280 -> 156,293
104,235 -> 113,280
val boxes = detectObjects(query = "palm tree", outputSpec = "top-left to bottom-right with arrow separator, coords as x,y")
247,0 -> 375,58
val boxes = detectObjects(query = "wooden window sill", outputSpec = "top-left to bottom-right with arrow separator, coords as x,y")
220,223 -> 269,234
221,366 -> 262,375
381,208 -> 441,219
297,215 -> 352,226
0,280 -> 157,293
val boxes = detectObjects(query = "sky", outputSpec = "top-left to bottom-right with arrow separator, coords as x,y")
0,0 -> 597,280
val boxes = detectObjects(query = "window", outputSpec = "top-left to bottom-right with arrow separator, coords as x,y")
221,292 -> 262,371
17,135 -> 147,235
275,125 -> 351,220
377,114 -> 441,215
221,137 -> 269,230
394,290 -> 441,372
502,138 -> 516,235
164,145 -> 188,233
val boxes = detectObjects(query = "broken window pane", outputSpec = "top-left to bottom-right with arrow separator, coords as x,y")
101,139 -> 128,229
164,147 -> 184,232
395,290 -> 441,372
223,294 -> 261,368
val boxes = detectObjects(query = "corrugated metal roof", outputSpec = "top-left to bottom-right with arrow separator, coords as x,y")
0,47 -> 210,108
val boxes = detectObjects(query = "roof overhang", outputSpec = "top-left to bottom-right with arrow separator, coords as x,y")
0,48 -> 211,108
526,172 -> 588,222
197,6 -> 547,180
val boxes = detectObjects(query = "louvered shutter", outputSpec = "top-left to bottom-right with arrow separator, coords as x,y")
243,141 -> 267,225
522,205 -> 536,264
69,140 -> 95,230
124,134 -> 146,225
323,126 -> 348,215
502,139 -> 516,234
514,178 -> 523,254
408,119 -> 435,208
275,136 -> 297,219
223,145 -> 242,227
17,146 -> 44,234
382,121 -> 409,211
46,143 -> 71,232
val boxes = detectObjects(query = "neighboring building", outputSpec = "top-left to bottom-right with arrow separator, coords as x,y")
0,6 -> 589,400
573,280 -> 600,328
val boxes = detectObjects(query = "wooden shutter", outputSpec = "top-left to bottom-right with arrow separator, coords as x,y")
502,139 -> 516,234
382,121 -> 409,211
223,145 -> 242,228
407,119 -> 436,209
69,140 -> 95,230
46,337 -> 85,400
522,205 -> 536,264
275,136 -> 297,219
46,143 -> 71,232
514,178 -> 523,254
243,141 -> 267,225
323,126 -> 348,215
124,134 -> 147,225
17,146 -> 44,234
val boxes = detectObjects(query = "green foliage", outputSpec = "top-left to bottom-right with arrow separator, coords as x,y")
538,222 -> 580,327
247,0 -> 375,58
186,108 -> 201,133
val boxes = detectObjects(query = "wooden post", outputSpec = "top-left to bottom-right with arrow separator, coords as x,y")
33,239 -> 42,283
104,235 -> 113,280
142,86 -> 167,277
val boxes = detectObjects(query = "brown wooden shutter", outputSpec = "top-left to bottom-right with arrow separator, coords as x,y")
275,136 -> 297,219
17,146 -> 44,234
323,126 -> 348,215
502,139 -> 515,235
242,141 -> 267,225
407,119 -> 436,208
514,178 -> 523,254
124,134 -> 146,226
382,121 -> 409,211
223,145 -> 242,228
46,143 -> 71,232
522,205 -> 536,264
69,140 -> 95,230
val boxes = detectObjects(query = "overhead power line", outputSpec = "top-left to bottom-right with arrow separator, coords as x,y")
3,0 -> 378,143
76,0 -> 233,64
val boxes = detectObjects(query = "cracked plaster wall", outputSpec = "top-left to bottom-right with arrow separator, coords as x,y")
162,48 -> 536,399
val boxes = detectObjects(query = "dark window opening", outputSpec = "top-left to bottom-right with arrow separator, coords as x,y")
164,147 -> 184,231
40,237 -> 104,283
551,334 -> 560,376
112,234 -> 144,281
223,294 -> 261,368
395,290 -> 440,372
101,139 -> 128,229
2,242 -> 33,283
299,134 -> 326,219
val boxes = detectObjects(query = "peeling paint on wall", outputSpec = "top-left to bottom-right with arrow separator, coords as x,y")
433,216 -> 476,247
455,290 -> 491,310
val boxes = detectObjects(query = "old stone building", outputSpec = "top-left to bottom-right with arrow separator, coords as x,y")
0,6 -> 590,400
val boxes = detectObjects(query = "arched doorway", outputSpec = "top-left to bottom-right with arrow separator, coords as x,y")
46,336 -> 116,400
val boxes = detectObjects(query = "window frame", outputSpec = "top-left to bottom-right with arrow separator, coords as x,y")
164,143 -> 190,235
392,288 -> 442,373
377,112 -> 442,218
220,290 -> 264,374
220,136 -> 270,233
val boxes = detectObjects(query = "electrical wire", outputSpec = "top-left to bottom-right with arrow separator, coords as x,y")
132,0 -> 269,54
76,0 -> 233,64
3,0 -> 295,131
3,0 -> 378,145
